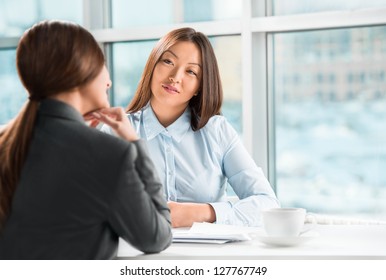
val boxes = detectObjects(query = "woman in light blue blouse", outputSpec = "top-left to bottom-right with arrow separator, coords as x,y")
100,27 -> 280,227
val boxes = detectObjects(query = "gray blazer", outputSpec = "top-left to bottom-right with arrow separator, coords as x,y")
0,99 -> 172,259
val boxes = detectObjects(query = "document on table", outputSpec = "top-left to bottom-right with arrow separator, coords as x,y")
172,222 -> 258,244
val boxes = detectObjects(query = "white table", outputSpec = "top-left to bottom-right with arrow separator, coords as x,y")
117,225 -> 386,259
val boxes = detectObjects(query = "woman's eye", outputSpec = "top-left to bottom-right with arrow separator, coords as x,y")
187,70 -> 197,76
163,59 -> 173,65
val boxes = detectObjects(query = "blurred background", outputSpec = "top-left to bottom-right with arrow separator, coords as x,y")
1,0 -> 386,220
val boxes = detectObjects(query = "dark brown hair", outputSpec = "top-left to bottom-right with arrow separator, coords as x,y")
127,27 -> 223,131
0,20 -> 105,229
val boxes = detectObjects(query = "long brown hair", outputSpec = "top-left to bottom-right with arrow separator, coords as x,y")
127,27 -> 223,131
0,20 -> 105,230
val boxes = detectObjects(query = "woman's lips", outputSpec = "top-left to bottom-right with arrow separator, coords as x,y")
162,84 -> 180,94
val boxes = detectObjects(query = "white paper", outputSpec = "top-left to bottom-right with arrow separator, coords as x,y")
172,222 -> 256,244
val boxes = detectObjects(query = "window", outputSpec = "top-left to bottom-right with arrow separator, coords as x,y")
111,0 -> 241,28
0,0 -> 82,37
273,0 -> 386,16
0,0 -> 82,124
111,41 -> 156,108
0,50 -> 25,124
211,36 -> 242,134
272,26 -> 386,219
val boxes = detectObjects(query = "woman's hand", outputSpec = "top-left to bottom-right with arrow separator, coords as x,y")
83,113 -> 100,128
167,201 -> 216,228
91,107 -> 139,142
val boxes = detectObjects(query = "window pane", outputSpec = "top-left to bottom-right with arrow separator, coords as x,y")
273,26 -> 386,219
213,36 -> 242,135
273,0 -> 386,16
110,35 -> 242,134
0,0 -> 83,124
0,0 -> 82,37
0,50 -> 26,124
111,41 -> 156,107
112,0 -> 241,28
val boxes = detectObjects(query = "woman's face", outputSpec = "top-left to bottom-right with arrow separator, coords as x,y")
80,65 -> 111,114
150,41 -> 202,111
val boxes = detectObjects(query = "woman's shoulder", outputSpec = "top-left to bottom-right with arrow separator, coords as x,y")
127,110 -> 142,121
203,115 -> 236,134
127,107 -> 147,126
200,115 -> 239,147
87,125 -> 132,151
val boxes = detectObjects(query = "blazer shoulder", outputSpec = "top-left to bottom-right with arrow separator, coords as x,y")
75,125 -> 137,163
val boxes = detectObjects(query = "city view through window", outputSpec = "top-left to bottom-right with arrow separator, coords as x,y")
274,27 -> 386,219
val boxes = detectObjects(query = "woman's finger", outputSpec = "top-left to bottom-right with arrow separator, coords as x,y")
84,113 -> 100,128
92,111 -> 118,128
99,107 -> 126,120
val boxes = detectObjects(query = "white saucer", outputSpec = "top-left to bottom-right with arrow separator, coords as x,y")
256,231 -> 319,247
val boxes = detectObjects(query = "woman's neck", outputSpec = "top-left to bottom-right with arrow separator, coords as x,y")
49,89 -> 89,115
150,101 -> 187,128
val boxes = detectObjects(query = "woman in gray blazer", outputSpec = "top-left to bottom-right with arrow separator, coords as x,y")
0,20 -> 172,259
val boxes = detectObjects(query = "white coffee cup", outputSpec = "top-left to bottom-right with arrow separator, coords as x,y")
262,208 -> 315,237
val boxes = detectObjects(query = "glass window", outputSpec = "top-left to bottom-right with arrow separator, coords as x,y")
212,36 -> 242,134
272,26 -> 386,220
111,41 -> 156,108
273,0 -> 386,16
0,0 -> 83,124
110,35 -> 242,134
0,0 -> 82,37
112,0 -> 241,28
0,49 -> 26,124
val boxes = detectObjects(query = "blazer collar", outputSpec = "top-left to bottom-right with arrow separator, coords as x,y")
38,98 -> 86,125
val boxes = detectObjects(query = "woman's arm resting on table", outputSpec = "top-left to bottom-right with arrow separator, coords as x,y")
168,201 -> 216,228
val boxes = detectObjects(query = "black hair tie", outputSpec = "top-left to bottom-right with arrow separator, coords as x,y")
28,95 -> 42,102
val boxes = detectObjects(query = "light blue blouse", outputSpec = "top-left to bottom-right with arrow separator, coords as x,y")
101,103 -> 279,226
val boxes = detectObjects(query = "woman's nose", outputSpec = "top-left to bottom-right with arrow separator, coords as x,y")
169,68 -> 183,83
169,76 -> 180,83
